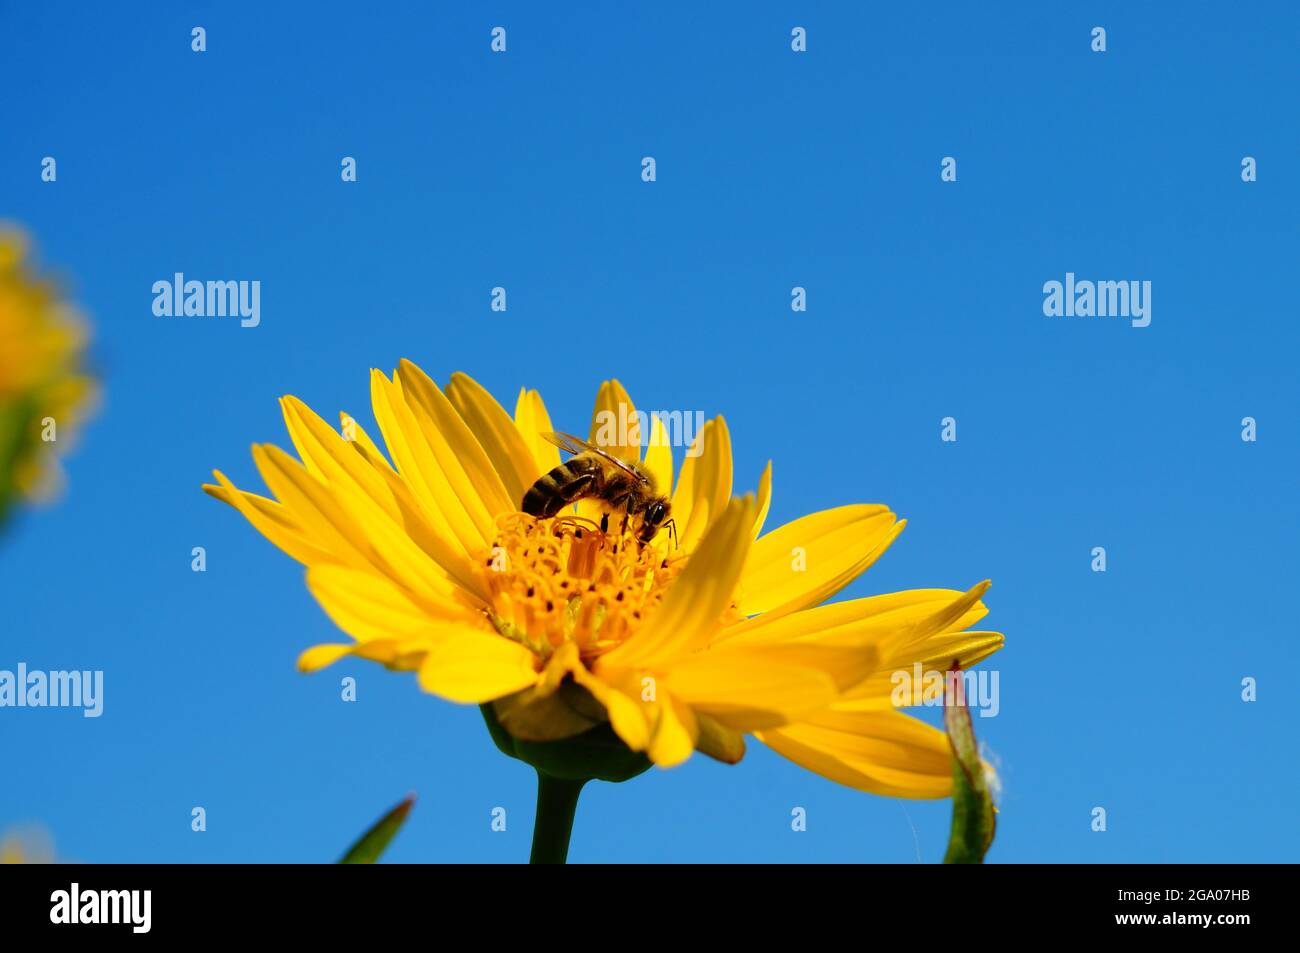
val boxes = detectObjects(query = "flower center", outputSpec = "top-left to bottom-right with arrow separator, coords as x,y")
477,513 -> 686,662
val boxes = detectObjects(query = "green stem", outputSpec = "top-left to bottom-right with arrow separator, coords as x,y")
529,772 -> 585,864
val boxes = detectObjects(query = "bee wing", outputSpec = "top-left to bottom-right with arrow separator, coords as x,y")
540,431 -> 649,485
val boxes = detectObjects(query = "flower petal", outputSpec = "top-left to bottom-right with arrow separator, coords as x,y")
873,581 -> 993,664
670,417 -> 733,551
397,360 -> 515,519
279,396 -> 479,602
570,665 -> 652,753
251,443 -> 375,570
297,643 -> 355,672
647,693 -> 697,767
514,387 -> 562,476
751,461 -> 772,539
306,563 -> 477,645
661,641 -> 874,730
370,370 -> 489,553
347,439 -> 489,601
642,412 -> 674,499
721,584 -> 1002,704
721,587 -> 986,647
416,628 -> 540,704
600,495 -> 755,668
297,637 -> 430,673
587,379 -> 641,463
758,710 -> 953,799
841,630 -> 1005,707
736,504 -> 903,622
445,371 -> 540,507
694,712 -> 746,764
339,411 -> 395,473
571,380 -> 643,525
281,395 -> 398,521
203,473 -> 333,566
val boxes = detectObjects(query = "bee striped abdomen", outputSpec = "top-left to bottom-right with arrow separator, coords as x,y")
521,456 -> 604,519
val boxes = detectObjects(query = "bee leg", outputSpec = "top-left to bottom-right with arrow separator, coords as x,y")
552,515 -> 602,534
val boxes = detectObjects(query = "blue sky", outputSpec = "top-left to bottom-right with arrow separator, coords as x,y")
2,1 -> 1297,862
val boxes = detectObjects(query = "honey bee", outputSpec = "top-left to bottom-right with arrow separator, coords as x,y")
521,431 -> 675,546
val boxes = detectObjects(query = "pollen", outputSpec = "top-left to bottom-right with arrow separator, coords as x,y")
478,513 -> 686,661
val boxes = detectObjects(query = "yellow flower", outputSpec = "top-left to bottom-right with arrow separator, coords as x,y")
0,228 -> 96,511
205,362 -> 1003,797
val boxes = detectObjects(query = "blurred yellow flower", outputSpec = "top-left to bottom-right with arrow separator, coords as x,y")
0,228 -> 96,518
0,827 -> 55,864
207,363 -> 1003,798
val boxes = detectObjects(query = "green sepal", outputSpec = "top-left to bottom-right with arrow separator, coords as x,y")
480,702 -> 652,783
942,668 -> 996,864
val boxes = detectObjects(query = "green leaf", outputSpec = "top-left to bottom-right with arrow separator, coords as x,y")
942,666 -> 996,864
338,794 -> 415,864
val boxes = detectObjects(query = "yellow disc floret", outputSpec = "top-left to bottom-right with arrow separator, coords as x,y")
479,514 -> 703,662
